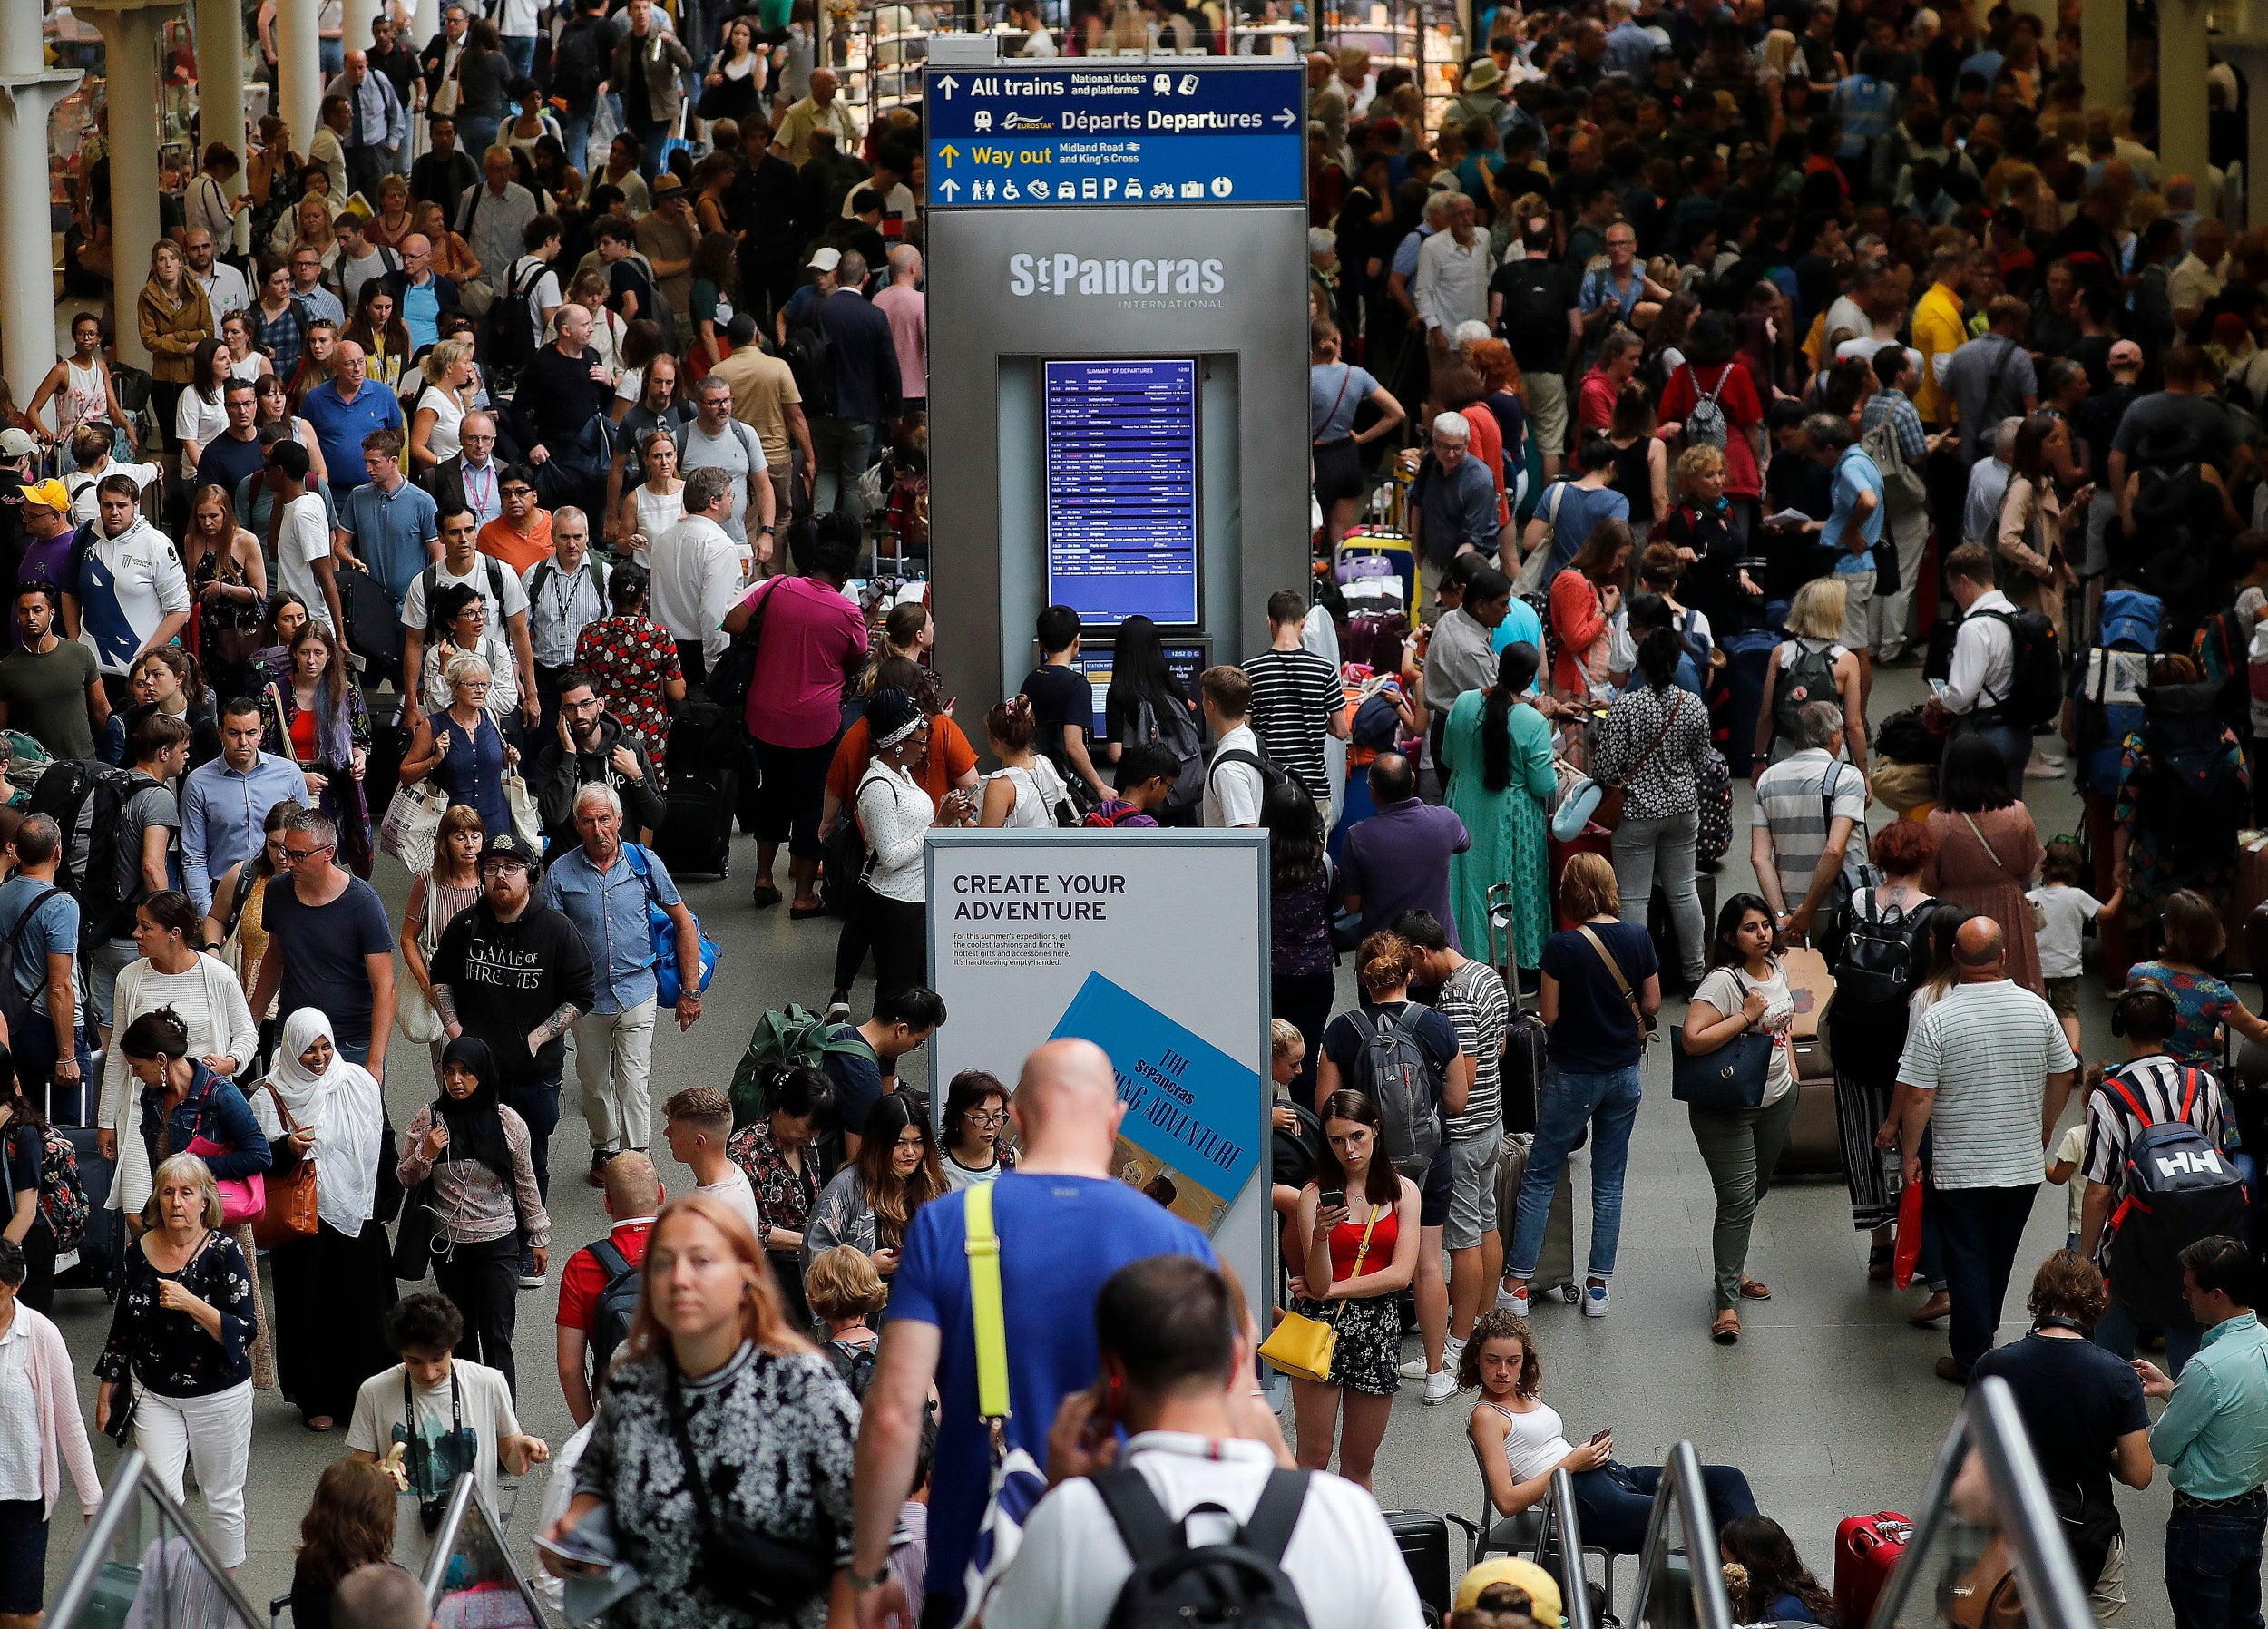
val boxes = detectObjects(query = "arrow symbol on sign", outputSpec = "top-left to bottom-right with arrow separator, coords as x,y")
937,177 -> 961,200
938,143 -> 959,167
935,73 -> 959,99
1273,108 -> 1297,127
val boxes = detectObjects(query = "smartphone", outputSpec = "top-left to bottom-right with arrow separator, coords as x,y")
1320,1187 -> 1346,1211
533,1532 -> 612,1572
1589,1428 -> 1612,1446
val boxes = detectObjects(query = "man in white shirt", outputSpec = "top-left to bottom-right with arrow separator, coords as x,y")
183,229 -> 250,319
264,439 -> 348,639
1895,916 -> 2077,1384
2169,218 -> 2231,332
982,1254 -> 1424,1629
662,1088 -> 757,1233
1198,665 -> 1266,829
649,466 -> 746,677
508,215 -> 565,353
66,475 -> 192,684
1921,541 -> 2028,795
1413,194 -> 1490,357
400,505 -> 538,727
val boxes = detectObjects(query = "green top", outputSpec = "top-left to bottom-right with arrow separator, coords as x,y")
2153,1311 -> 2268,1498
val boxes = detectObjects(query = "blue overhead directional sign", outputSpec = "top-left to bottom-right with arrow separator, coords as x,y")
924,61 -> 1305,209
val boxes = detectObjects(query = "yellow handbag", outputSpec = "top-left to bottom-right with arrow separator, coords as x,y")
1258,1206 -> 1383,1383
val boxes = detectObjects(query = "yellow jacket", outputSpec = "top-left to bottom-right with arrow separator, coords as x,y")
1911,281 -> 1966,427
136,280 -> 214,385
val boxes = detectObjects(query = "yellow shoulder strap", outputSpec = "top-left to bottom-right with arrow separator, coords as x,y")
964,1180 -> 1011,1422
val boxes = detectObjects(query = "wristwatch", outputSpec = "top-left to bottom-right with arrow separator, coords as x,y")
847,1565 -> 893,1593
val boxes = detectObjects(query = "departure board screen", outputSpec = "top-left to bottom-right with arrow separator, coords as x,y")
1042,359 -> 1199,627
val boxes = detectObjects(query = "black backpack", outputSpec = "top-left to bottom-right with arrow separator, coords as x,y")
1207,746 -> 1289,809
481,258 -> 550,390
1834,881 -> 1930,1008
1137,697 -> 1207,813
551,15 -> 609,102
782,310 -> 836,418
2133,681 -> 2250,868
2103,1068 -> 2249,1325
420,557 -> 513,639
1092,1466 -> 1312,1629
584,1238 -> 643,1390
28,761 -> 142,950
1771,641 -> 1842,744
1972,607 -> 2063,729
0,885 -> 65,1048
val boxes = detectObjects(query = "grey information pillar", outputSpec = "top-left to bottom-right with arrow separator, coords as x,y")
921,46 -> 1311,740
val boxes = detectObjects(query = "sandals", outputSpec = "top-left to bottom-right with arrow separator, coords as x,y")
1909,1291 -> 1951,1326
751,883 -> 783,909
1738,1276 -> 1772,1301
1867,1245 -> 1894,1282
1711,1309 -> 1741,1344
788,902 -> 828,921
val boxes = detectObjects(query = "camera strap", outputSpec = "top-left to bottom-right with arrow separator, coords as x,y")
402,1365 -> 465,1497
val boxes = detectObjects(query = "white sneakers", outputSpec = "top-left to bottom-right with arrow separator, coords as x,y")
1582,1280 -> 1610,1317
1402,1337 -> 1469,1404
1497,1283 -> 1530,1317
1422,1370 -> 1460,1405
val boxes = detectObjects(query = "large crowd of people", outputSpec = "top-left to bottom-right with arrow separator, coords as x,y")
10,1 -> 2268,1628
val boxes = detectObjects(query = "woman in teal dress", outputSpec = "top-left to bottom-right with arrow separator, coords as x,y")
1442,641 -> 1557,972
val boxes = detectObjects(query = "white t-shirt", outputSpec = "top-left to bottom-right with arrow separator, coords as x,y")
1203,723 -> 1266,828
66,462 -> 163,526
2028,883 -> 2102,981
1693,961 -> 1796,1105
400,554 -> 533,635
77,520 -> 192,678
699,1173 -> 764,1236
983,1433 -> 1425,1629
274,492 -> 336,629
173,387 -> 230,477
345,1358 -> 523,1574
2053,1121 -> 2087,1236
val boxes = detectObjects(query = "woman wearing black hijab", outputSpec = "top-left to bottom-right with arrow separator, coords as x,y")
395,1036 -> 551,1393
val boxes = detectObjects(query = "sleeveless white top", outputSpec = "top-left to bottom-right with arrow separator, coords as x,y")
1485,1399 -> 1576,1484
421,387 -> 466,463
60,358 -> 108,432
989,759 -> 1068,828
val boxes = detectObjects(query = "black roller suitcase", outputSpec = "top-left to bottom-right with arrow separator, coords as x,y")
1383,1508 -> 1453,1620
657,699 -> 738,878
1487,883 -> 1546,1134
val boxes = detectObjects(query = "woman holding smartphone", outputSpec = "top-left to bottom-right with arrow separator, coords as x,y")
1287,1088 -> 1422,1493
1463,1307 -> 1759,1554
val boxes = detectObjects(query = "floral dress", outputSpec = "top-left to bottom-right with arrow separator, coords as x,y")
2124,961 -> 2245,1069
95,1230 -> 258,1400
576,612 -> 685,772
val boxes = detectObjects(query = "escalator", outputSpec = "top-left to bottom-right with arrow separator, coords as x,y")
420,1475 -> 551,1629
46,1451 -> 267,1629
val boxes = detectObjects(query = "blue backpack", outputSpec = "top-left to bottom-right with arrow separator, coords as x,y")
2105,1068 -> 2250,1324
2073,590 -> 2163,796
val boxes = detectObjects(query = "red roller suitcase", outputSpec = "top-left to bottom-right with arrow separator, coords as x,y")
1835,1512 -> 1912,1628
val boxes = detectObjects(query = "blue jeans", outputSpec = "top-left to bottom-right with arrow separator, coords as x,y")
1926,1181 -> 2038,1370
499,1073 -> 561,1271
1946,715 -> 2030,799
1570,1461 -> 1758,1555
2165,1497 -> 2267,1629
456,115 -> 502,160
632,118 -> 673,180
561,108 -> 595,171
2095,1295 -> 2204,1377
500,34 -> 538,76
15,1020 -> 93,1124
812,415 -> 880,521
1508,1063 -> 1643,1281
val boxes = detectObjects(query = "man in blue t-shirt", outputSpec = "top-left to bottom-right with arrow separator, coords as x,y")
848,1039 -> 1218,1628
0,814 -> 88,1112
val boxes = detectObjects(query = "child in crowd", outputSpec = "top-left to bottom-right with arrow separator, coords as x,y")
807,1244 -> 885,1399
2028,837 -> 2124,1061
2047,1117 -> 2087,1253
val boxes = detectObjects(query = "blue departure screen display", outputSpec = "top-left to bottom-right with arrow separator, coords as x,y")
1043,358 -> 1199,627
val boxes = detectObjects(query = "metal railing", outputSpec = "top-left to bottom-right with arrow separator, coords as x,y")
420,1474 -> 550,1628
1630,1443 -> 1736,1629
48,1449 -> 268,1629
1523,1467 -> 1598,1629
1867,1375 -> 2095,1629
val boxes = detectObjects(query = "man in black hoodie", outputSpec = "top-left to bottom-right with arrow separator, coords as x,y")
430,831 -> 597,1288
530,671 -> 663,849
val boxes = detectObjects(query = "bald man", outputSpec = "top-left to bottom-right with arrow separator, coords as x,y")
1895,916 -> 2077,1383
325,46 -> 409,198
852,1039 -> 1220,1629
299,337 -> 406,494
334,1565 -> 436,1629
555,1151 -> 665,1426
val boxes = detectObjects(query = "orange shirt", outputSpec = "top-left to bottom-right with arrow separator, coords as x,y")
826,711 -> 978,815
479,509 -> 554,575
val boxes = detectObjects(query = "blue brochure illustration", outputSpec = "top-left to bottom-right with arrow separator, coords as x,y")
1048,971 -> 1262,1235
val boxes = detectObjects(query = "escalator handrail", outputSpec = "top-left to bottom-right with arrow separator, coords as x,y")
1865,1375 -> 2096,1629
417,1472 -> 553,1626
1628,1442 -> 1736,1629
1521,1466 -> 1595,1629
48,1449 -> 272,1629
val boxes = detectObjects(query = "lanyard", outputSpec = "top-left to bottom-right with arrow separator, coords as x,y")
464,462 -> 494,517
402,1365 -> 464,1497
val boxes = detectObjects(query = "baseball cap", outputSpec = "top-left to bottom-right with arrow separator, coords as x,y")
20,478 -> 67,512
807,245 -> 843,272
1453,1558 -> 1564,1626
0,429 -> 36,459
2107,338 -> 2144,373
479,832 -> 543,871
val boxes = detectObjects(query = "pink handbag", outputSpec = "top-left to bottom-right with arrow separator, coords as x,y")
185,1135 -> 266,1227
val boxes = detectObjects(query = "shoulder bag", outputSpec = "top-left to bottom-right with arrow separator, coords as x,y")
396,877 -> 447,1046
624,844 -> 719,1008
1960,812 -> 2048,930
662,1357 -> 835,1615
1576,923 -> 1657,1052
1563,691 -> 1683,836
250,1081 -> 320,1247
1670,970 -> 1775,1107
1257,1204 -> 1383,1382
379,776 -> 450,872
1511,482 -> 1569,596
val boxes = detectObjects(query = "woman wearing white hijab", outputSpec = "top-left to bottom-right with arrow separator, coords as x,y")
252,1010 -> 399,1431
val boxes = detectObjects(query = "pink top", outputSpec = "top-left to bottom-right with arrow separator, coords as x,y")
872,285 -> 927,402
741,575 -> 870,750
23,1305 -> 102,1518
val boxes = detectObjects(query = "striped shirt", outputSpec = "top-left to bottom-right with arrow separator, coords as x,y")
1242,646 -> 1340,802
2082,1056 -> 2230,1236
1897,979 -> 2078,1188
1752,749 -> 1870,906
1435,958 -> 1508,1141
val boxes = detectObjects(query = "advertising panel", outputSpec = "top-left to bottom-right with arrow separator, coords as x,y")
924,829 -> 1271,1301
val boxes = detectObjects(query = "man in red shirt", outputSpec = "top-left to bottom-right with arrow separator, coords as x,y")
1576,328 -> 1641,442
554,1151 -> 663,1426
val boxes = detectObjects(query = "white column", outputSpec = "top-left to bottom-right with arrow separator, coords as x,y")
91,6 -> 168,370
275,0 -> 320,156
2081,0 -> 2124,109
194,0 -> 246,196
2161,0 -> 2212,203
0,8 -> 83,406
413,0 -> 441,44
343,0 -> 376,53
